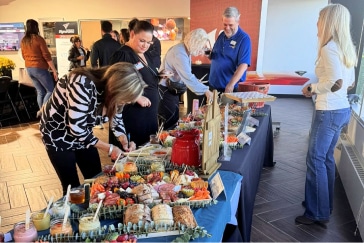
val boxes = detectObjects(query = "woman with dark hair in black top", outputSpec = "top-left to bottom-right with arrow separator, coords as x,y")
109,18 -> 159,147
111,30 -> 120,42
68,35 -> 90,71
120,28 -> 130,45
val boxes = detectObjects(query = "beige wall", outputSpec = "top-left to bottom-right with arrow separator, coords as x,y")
0,0 -> 190,79
0,0 -> 190,22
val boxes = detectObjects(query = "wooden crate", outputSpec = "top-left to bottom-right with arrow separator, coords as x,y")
223,91 -> 276,103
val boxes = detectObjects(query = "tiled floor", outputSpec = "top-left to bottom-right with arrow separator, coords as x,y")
251,98 -> 362,242
0,122 -> 109,233
0,98 -> 362,241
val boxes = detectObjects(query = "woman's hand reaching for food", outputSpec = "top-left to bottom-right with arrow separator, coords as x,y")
118,134 -> 136,152
109,145 -> 123,161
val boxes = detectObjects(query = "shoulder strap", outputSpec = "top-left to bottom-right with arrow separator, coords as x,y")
136,55 -> 158,77
121,45 -> 158,77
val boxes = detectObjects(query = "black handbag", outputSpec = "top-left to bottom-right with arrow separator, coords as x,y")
166,78 -> 187,95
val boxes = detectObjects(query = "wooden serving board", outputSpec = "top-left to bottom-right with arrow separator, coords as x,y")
201,90 -> 221,179
124,145 -> 161,157
124,152 -> 151,157
223,91 -> 276,103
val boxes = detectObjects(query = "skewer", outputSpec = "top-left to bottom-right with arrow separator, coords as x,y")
136,143 -> 150,161
124,152 -> 150,156
198,73 -> 208,82
182,165 -> 188,175
156,122 -> 164,142
186,112 -> 192,121
111,152 -> 123,170
161,148 -> 170,162
200,97 -> 205,108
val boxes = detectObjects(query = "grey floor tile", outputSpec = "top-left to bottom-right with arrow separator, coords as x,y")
252,98 -> 362,242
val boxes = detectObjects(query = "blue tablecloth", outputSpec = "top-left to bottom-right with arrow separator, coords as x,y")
127,170 -> 243,242
6,108 -> 271,243
190,64 -> 274,241
88,170 -> 243,242
6,171 -> 242,243
192,170 -> 242,242
219,105 -> 274,242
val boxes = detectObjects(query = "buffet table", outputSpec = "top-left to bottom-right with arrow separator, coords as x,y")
6,171 -> 242,243
220,104 -> 274,242
137,170 -> 243,242
5,105 -> 272,242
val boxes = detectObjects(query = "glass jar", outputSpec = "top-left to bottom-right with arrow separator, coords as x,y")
50,218 -> 73,236
51,201 -> 71,218
78,213 -> 101,234
31,211 -> 51,231
150,134 -> 159,144
123,161 -> 138,174
13,221 -> 38,242
69,188 -> 85,204
102,164 -> 116,176
151,161 -> 165,172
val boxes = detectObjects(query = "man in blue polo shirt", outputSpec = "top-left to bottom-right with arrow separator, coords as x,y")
209,6 -> 251,96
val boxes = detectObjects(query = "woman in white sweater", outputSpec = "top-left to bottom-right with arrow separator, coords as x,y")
296,4 -> 357,225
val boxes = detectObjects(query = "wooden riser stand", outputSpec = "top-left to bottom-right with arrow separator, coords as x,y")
201,90 -> 221,179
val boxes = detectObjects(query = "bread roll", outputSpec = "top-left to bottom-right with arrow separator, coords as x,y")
172,205 -> 197,228
132,184 -> 153,204
151,204 -> 174,225
124,204 -> 151,224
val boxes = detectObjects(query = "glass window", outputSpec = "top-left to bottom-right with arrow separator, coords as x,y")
355,54 -> 363,116
354,21 -> 364,120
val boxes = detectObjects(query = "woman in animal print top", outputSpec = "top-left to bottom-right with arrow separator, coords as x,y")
40,62 -> 146,195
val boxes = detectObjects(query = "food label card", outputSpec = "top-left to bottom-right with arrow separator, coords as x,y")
209,172 -> 226,200
248,116 -> 259,127
237,132 -> 251,146
4,232 -> 12,242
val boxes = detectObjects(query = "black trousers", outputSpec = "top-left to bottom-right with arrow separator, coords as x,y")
46,147 -> 102,195
158,85 -> 180,130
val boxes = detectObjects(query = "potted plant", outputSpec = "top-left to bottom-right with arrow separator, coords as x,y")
0,56 -> 16,78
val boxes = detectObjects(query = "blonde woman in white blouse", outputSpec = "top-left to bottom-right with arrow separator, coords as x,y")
296,4 -> 357,225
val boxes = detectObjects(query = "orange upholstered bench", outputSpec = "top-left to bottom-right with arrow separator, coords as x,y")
244,72 -> 309,86
239,72 -> 311,95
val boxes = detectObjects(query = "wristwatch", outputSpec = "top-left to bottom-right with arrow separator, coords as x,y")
307,85 -> 312,92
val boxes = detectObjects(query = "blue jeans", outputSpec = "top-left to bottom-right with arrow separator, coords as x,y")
26,67 -> 55,109
304,108 -> 350,221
